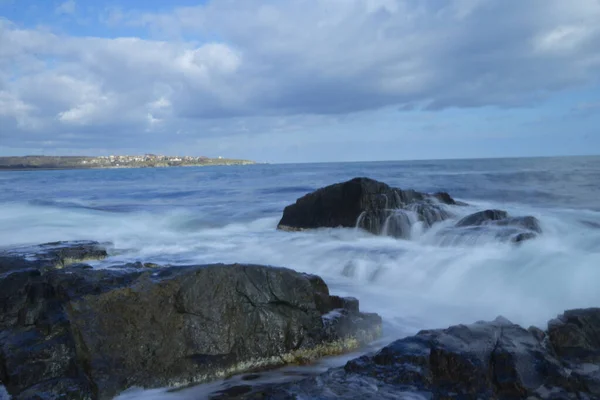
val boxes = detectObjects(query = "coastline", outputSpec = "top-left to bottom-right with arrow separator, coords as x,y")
0,164 -> 257,172
0,156 -> 257,172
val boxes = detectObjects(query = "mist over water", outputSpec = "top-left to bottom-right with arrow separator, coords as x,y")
1,156 -> 600,397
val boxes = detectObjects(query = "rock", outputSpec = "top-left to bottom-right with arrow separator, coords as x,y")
0,265 -> 142,400
449,209 -> 542,244
277,177 -> 460,238
512,232 -> 538,244
0,241 -> 108,276
456,210 -> 542,233
0,248 -> 382,400
433,192 -> 468,206
235,311 -> 600,399
456,209 -> 510,227
548,308 -> 600,362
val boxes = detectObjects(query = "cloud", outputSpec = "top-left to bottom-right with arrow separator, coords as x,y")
55,0 -> 76,15
1,0 -> 600,158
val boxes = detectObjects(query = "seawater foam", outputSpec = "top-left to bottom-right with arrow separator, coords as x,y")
3,200 -> 599,331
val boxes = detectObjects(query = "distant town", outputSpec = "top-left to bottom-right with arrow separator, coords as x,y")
0,154 -> 256,170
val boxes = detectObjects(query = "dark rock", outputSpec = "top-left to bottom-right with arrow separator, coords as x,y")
121,261 -> 163,269
330,296 -> 359,313
450,209 -> 542,244
0,264 -> 142,399
67,265 -> 381,398
434,192 -> 469,207
236,311 -> 600,399
548,308 -> 600,362
0,252 -> 381,400
0,241 -> 108,276
13,378 -> 93,400
497,216 -> 543,234
456,210 -> 541,234
528,326 -> 546,342
277,177 -> 460,239
455,209 -> 509,227
512,232 -> 538,244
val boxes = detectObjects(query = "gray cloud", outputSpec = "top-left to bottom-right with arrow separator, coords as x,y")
1,0 -> 600,156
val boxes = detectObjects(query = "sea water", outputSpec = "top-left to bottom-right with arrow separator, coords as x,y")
1,156 -> 599,398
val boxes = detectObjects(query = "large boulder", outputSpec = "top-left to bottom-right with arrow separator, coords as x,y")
233,309 -> 600,399
277,177 -> 460,239
0,243 -> 381,400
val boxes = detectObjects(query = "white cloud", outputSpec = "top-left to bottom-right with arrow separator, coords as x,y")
55,0 -> 76,15
1,0 -> 600,157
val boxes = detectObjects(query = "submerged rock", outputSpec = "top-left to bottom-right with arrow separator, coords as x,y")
0,243 -> 381,400
455,209 -> 510,226
450,209 -> 542,244
234,309 -> 600,399
277,177 -> 459,239
457,209 -> 542,233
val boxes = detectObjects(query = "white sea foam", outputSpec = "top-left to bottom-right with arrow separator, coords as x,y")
2,201 -> 599,331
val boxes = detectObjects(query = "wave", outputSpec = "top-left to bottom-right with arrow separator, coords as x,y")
2,201 -> 599,330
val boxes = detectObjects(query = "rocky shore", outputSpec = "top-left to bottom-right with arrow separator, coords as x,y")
1,177 -> 597,399
221,308 -> 600,399
0,242 -> 380,399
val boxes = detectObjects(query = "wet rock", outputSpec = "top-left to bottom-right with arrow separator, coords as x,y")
277,177 -> 460,238
456,210 -> 542,234
513,232 -> 538,244
448,209 -> 542,244
0,249 -> 381,400
68,265 -> 381,398
456,209 -> 510,227
0,241 -> 108,276
236,311 -> 600,399
121,261 -> 163,269
0,264 -> 142,399
548,308 -> 600,363
497,216 -> 542,234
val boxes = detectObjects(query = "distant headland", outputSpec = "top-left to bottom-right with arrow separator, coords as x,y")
0,155 -> 256,170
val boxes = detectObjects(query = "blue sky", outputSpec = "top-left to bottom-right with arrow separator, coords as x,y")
0,0 -> 599,163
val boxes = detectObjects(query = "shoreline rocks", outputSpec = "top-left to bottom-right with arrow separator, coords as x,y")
0,242 -> 382,400
277,177 -> 460,239
230,309 -> 600,399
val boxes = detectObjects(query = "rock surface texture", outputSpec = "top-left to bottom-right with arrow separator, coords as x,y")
277,177 -> 459,238
0,242 -> 382,400
231,309 -> 600,399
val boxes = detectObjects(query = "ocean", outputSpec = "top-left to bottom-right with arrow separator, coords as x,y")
1,155 -> 599,398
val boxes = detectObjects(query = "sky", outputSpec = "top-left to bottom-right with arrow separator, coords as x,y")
0,0 -> 599,163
